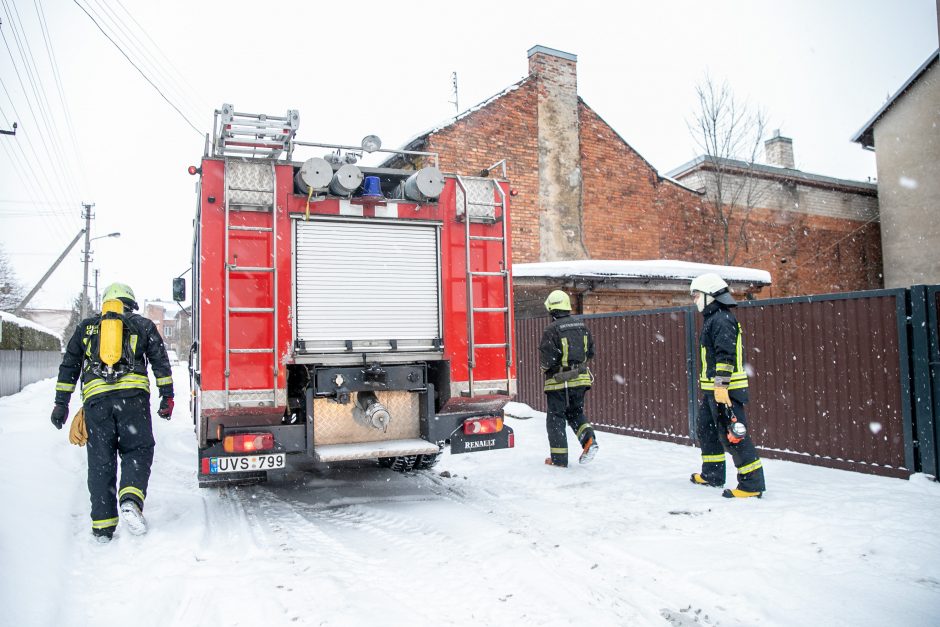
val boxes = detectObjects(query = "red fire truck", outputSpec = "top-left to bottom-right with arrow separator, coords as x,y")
178,105 -> 516,487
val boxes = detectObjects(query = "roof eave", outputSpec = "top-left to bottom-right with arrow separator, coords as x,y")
851,49 -> 939,149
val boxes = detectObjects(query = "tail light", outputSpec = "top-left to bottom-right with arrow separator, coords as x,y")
223,432 -> 275,453
463,417 -> 503,435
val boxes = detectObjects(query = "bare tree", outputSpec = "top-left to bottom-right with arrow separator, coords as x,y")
0,245 -> 26,313
688,75 -> 770,265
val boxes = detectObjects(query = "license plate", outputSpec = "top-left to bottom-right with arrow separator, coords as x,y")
209,453 -> 286,474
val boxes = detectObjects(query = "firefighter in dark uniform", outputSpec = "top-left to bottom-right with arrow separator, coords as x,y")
50,283 -> 175,542
689,273 -> 766,498
540,290 -> 599,467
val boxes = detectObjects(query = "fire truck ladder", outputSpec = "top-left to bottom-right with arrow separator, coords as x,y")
455,176 -> 512,398
213,104 -> 299,159
223,160 -> 279,410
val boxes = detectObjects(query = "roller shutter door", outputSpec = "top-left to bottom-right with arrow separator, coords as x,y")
295,219 -> 441,352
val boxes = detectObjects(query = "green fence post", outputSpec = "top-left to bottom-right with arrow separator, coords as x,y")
909,285 -> 934,475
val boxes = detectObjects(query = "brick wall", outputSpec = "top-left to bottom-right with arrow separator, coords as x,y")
422,82 -> 542,263
401,53 -> 881,300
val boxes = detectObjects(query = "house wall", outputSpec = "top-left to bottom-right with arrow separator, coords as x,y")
872,59 -> 940,288
579,105 -> 709,261
420,83 -> 542,264
410,47 -> 884,300
676,169 -> 882,297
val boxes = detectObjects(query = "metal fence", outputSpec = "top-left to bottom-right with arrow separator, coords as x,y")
516,285 -> 940,479
0,350 -> 61,397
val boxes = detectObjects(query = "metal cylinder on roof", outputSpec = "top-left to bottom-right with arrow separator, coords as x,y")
329,164 -> 363,196
403,166 -> 444,202
294,157 -> 333,195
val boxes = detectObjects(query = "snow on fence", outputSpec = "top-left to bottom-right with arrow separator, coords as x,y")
516,285 -> 940,479
0,312 -> 62,398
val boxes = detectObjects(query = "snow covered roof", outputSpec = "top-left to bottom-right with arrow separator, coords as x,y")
666,155 -> 877,193
0,310 -> 60,337
512,259 -> 771,285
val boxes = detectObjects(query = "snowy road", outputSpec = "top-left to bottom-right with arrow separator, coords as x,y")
2,367 -> 940,626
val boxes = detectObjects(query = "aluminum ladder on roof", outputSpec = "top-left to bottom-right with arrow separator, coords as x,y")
223,159 -> 279,409
214,104 -> 299,159
455,176 -> 512,398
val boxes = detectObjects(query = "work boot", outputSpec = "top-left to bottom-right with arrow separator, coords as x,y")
690,473 -> 724,488
92,528 -> 113,544
544,457 -> 567,468
722,488 -> 762,499
119,500 -> 148,535
579,438 -> 598,465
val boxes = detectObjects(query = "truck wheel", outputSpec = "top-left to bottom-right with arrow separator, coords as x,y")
414,453 -> 440,470
378,455 -> 418,472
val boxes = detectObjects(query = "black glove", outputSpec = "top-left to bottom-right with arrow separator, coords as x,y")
158,396 -> 174,420
51,403 -> 68,430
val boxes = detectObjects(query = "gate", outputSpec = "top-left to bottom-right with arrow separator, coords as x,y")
516,285 -> 940,478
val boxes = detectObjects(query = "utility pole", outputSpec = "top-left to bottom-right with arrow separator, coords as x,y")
80,202 -> 94,320
14,229 -> 85,314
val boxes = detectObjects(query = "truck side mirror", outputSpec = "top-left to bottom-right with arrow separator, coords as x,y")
172,277 -> 186,302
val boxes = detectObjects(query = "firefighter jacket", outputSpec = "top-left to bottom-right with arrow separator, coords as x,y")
539,312 -> 595,392
698,301 -> 748,392
55,312 -> 174,406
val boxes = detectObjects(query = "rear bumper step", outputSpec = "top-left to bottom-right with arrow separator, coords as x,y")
313,439 -> 440,463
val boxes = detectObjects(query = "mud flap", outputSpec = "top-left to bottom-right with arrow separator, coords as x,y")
449,424 -> 514,455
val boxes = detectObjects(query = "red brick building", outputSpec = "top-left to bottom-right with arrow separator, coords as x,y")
383,45 -> 882,302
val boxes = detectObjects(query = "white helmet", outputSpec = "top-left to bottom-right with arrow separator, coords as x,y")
690,273 -> 736,309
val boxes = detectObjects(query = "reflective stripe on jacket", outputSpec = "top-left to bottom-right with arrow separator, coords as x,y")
55,312 -> 174,405
539,313 -> 595,392
698,302 -> 748,391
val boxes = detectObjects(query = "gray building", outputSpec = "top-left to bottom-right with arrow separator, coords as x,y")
853,49 -> 940,288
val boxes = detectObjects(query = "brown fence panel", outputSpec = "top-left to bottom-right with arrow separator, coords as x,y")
515,288 -> 918,478
516,309 -> 693,443
737,291 -> 912,477
516,317 -> 548,412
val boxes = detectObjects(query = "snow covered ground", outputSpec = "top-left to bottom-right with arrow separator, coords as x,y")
2,368 -> 939,627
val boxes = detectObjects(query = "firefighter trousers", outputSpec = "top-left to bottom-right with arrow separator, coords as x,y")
84,393 -> 155,534
545,386 -> 595,466
696,394 -> 766,492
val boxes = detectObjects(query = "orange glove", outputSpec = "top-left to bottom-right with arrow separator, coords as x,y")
714,386 -> 731,407
68,408 -> 88,446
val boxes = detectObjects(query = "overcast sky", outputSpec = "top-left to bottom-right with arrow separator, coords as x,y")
0,0 -> 936,311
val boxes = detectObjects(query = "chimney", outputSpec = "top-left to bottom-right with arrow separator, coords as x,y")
527,45 -> 588,261
764,129 -> 795,169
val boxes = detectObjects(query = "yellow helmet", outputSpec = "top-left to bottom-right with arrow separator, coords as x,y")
544,289 -> 572,312
102,282 -> 138,311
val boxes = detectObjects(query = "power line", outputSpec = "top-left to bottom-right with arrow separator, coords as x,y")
0,154 -> 75,246
0,87 -> 76,239
91,0 -> 206,123
0,1 -> 84,204
73,0 -> 203,137
33,0 -> 89,197
114,0 -> 212,116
